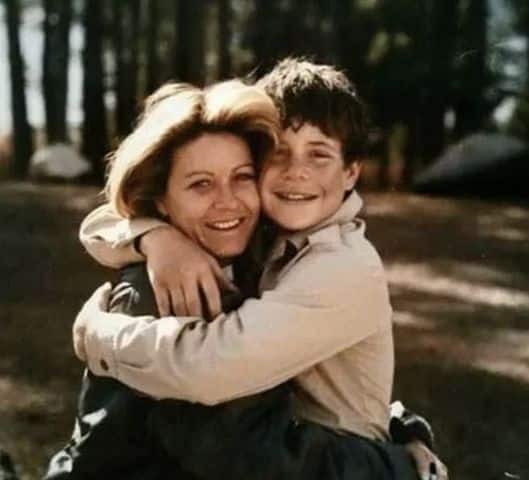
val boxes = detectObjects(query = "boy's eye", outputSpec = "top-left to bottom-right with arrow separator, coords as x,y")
269,150 -> 288,164
311,150 -> 332,159
309,151 -> 333,166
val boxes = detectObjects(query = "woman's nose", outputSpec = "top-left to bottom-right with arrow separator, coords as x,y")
214,184 -> 240,209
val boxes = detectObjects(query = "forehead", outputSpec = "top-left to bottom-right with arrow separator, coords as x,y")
280,123 -> 342,150
172,132 -> 253,171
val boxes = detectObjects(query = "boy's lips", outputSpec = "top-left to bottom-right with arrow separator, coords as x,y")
205,217 -> 245,231
274,191 -> 318,202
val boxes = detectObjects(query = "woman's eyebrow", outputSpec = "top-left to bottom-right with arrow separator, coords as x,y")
185,171 -> 214,178
233,162 -> 255,170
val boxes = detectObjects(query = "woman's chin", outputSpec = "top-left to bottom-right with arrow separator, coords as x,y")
207,243 -> 247,264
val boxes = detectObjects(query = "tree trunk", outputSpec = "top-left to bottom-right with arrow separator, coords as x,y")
42,0 -> 71,143
419,0 -> 459,162
454,0 -> 488,139
5,0 -> 33,178
217,0 -> 232,79
146,0 -> 160,94
113,0 -> 141,137
81,0 -> 109,182
174,0 -> 206,84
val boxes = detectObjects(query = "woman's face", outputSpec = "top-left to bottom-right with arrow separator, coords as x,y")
157,132 -> 260,262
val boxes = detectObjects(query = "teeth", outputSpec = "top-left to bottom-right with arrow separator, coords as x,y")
210,219 -> 242,230
278,192 -> 315,200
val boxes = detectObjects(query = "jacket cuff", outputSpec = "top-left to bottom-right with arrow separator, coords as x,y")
389,401 -> 435,450
84,312 -> 128,379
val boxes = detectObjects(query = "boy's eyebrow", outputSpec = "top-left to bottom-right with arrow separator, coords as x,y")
308,140 -> 339,149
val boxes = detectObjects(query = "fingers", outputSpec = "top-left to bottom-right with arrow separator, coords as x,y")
181,280 -> 203,318
406,441 -> 448,480
431,459 -> 449,480
153,283 -> 171,317
199,272 -> 222,319
72,324 -> 86,361
73,282 -> 111,362
94,282 -> 112,310
209,258 -> 238,293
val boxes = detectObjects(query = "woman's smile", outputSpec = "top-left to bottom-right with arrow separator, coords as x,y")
157,132 -> 260,261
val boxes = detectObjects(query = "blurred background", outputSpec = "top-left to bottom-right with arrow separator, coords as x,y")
1,1 -> 528,479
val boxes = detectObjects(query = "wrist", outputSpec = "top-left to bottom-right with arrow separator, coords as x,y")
137,225 -> 174,257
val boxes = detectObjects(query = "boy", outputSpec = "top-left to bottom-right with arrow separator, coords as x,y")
56,58 -> 444,480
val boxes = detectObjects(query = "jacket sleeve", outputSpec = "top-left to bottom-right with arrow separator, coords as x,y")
44,266 -> 175,480
84,249 -> 392,405
79,203 -> 168,268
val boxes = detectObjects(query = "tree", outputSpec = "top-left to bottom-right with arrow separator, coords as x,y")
42,0 -> 71,143
113,0 -> 141,136
81,0 -> 109,181
453,0 -> 489,139
419,0 -> 459,162
505,0 -> 529,140
217,0 -> 232,79
146,0 -> 160,94
5,0 -> 33,178
174,0 -> 206,84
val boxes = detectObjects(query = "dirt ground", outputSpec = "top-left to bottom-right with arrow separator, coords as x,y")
1,181 -> 528,480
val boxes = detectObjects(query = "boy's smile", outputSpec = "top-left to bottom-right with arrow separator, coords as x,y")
259,123 -> 361,231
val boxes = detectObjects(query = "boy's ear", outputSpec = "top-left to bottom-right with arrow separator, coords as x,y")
344,161 -> 362,191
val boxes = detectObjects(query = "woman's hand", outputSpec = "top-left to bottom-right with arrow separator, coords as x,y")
139,226 -> 237,318
73,282 -> 112,362
405,440 -> 448,480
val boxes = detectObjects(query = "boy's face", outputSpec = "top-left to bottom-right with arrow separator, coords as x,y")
259,123 -> 360,231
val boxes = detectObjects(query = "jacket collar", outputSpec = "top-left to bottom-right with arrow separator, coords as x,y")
268,190 -> 364,262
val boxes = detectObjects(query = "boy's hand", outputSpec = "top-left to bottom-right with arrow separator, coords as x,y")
73,282 -> 112,362
139,226 -> 237,318
405,440 -> 448,480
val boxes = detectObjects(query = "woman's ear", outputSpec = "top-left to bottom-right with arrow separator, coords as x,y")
344,161 -> 362,191
155,197 -> 168,217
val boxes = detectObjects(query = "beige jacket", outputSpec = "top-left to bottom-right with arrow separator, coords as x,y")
81,192 -> 394,440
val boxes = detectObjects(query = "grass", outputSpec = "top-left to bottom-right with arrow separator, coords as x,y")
1,182 -> 528,479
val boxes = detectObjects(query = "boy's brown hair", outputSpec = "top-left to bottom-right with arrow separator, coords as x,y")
257,57 -> 368,165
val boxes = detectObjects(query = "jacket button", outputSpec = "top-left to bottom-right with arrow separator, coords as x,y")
100,359 -> 109,371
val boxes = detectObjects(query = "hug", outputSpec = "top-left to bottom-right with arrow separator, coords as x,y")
45,58 -> 447,480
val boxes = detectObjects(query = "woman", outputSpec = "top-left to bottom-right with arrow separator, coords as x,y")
65,62 -> 446,478
45,79 -> 281,479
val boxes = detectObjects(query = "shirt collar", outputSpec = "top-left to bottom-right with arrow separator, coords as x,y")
269,190 -> 364,261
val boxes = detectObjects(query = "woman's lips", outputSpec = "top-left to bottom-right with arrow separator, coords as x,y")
205,218 -> 244,231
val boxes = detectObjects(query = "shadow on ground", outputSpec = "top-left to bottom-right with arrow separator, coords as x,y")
1,184 -> 528,479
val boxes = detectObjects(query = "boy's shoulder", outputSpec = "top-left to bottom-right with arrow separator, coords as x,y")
276,220 -> 387,303
298,217 -> 383,270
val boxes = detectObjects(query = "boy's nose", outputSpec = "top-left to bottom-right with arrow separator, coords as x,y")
283,162 -> 310,181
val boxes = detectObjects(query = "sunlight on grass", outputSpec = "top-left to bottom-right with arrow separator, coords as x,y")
387,262 -> 529,309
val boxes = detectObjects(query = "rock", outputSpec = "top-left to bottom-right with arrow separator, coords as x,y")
413,133 -> 529,197
29,143 -> 91,181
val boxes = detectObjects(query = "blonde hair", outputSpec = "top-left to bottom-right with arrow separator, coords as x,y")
105,80 -> 280,218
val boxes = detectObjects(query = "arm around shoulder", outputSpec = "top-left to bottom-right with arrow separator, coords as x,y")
79,203 -> 168,268
84,247 -> 391,404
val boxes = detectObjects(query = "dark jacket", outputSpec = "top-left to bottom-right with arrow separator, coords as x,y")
45,262 -> 421,480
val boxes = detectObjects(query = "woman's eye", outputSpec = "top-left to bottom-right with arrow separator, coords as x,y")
189,179 -> 211,190
235,172 -> 256,181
